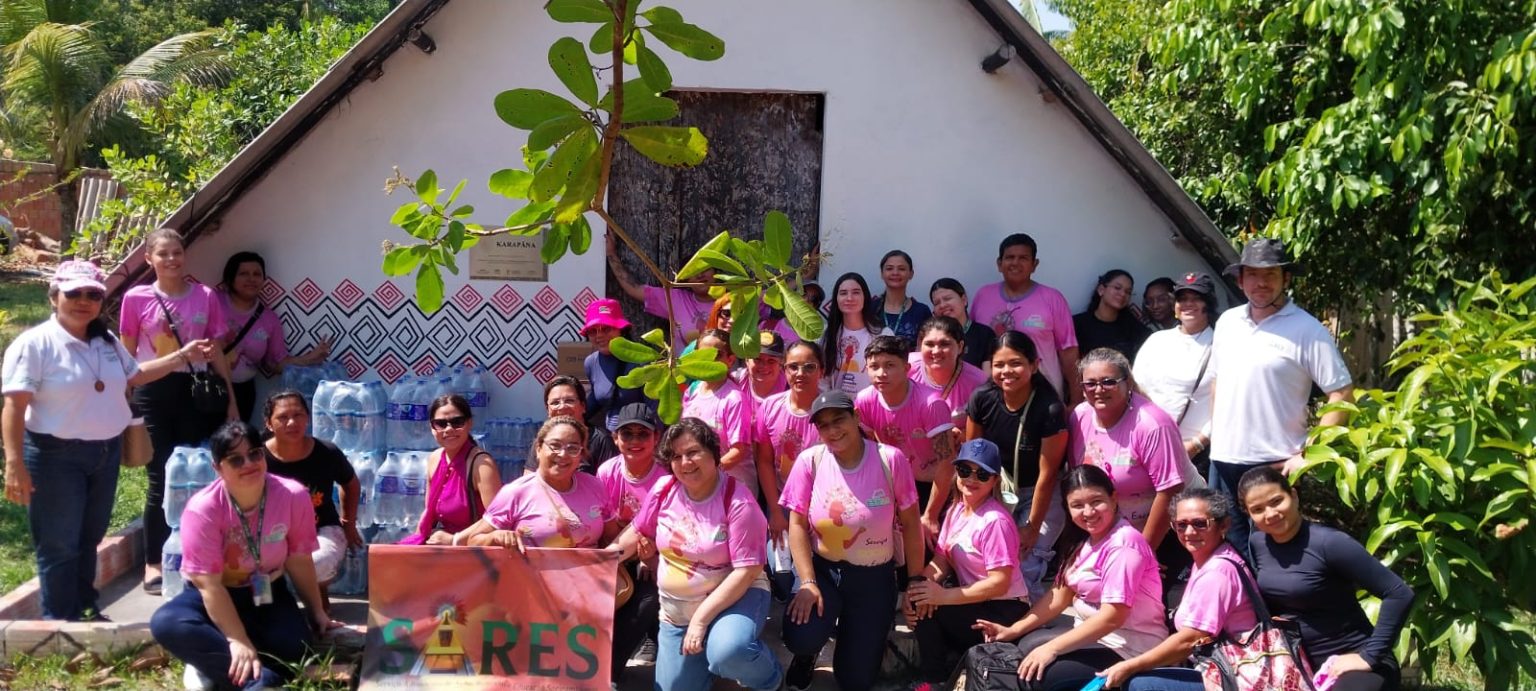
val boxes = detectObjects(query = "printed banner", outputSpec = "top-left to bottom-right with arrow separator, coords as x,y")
360,545 -> 618,689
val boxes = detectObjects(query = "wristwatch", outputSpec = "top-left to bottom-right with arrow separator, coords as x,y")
903,574 -> 928,591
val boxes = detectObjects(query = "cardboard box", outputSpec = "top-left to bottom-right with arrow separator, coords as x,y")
557,342 -> 593,379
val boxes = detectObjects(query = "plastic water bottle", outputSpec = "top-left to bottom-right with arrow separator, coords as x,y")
362,381 -> 388,451
331,382 -> 363,450
408,376 -> 433,450
376,452 -> 404,527
164,449 -> 192,528
190,448 -> 217,493
457,365 -> 489,412
335,548 -> 367,595
161,530 -> 184,599
312,380 -> 340,444
353,451 -> 378,528
399,452 -> 427,528
387,379 -> 414,450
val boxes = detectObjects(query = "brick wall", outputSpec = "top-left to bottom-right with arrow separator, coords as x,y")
0,159 -> 113,242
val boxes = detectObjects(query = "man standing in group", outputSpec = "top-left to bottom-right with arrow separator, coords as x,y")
1208,238 -> 1354,556
969,233 -> 1080,404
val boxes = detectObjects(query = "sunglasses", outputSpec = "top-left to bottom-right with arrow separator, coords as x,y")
954,463 -> 996,482
430,415 -> 470,430
1172,518 -> 1214,532
1081,377 -> 1127,391
63,289 -> 105,302
221,448 -> 267,469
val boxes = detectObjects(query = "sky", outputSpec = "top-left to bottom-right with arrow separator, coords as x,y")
1034,1 -> 1073,33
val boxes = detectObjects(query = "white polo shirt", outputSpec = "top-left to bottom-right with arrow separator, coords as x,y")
1209,301 -> 1351,465
1132,326 -> 1214,442
2,316 -> 139,440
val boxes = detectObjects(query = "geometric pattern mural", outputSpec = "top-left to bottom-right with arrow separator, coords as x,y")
263,278 -> 589,387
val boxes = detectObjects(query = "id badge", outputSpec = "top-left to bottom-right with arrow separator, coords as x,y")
251,573 -> 273,606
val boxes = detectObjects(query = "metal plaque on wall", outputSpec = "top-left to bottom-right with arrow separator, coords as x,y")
468,233 -> 548,281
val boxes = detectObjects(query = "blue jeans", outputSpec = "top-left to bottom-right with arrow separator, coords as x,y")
781,556 -> 897,689
1125,668 -> 1203,691
655,587 -> 781,691
23,431 -> 121,620
1208,460 -> 1255,564
151,577 -> 312,690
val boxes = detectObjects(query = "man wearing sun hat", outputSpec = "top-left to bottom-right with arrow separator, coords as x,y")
1208,238 -> 1354,556
580,298 -> 654,432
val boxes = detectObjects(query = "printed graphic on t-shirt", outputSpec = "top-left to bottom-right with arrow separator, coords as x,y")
811,484 -> 873,562
773,428 -> 807,474
221,521 -> 290,587
990,307 -> 1046,336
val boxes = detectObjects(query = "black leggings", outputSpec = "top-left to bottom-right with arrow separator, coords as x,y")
135,373 -> 224,564
1014,614 -> 1125,691
915,598 -> 1029,682
611,559 -> 659,681
233,378 -> 257,425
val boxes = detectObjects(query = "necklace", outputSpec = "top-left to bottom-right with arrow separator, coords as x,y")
79,341 -> 105,393
882,295 -> 909,335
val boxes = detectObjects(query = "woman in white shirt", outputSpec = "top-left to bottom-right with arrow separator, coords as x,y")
2,261 -> 216,620
1132,273 -> 1219,476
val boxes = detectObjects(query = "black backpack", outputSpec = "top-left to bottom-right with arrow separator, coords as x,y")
963,641 -> 1027,691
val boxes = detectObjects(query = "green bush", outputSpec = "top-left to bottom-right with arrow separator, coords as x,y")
1301,272 -> 1536,689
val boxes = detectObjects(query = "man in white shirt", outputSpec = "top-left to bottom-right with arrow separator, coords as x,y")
1209,239 -> 1354,556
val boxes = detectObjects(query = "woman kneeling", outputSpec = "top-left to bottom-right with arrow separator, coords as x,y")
151,421 -> 339,690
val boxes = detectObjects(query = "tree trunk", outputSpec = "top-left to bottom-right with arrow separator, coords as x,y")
58,173 -> 79,260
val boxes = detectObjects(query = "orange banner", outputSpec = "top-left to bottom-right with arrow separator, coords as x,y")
360,545 -> 618,690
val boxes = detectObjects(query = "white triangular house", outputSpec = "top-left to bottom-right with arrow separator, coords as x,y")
106,0 -> 1238,417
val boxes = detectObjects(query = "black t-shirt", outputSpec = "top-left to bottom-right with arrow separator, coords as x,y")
1072,311 -> 1151,361
1251,522 -> 1414,669
965,383 -> 1068,487
264,439 -> 356,528
521,425 -> 615,476
961,320 -> 998,369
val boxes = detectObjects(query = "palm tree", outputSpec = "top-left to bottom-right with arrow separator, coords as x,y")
0,0 -> 227,255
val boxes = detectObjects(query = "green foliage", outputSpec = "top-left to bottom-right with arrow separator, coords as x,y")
1052,0 -> 1536,322
384,0 -> 817,422
69,145 -> 191,261
1301,272 -> 1536,689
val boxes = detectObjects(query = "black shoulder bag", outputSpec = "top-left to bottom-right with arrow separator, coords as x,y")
153,292 -> 229,414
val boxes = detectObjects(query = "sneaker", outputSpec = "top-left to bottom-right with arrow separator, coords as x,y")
182,664 -> 213,691
634,636 -> 657,663
785,653 -> 816,691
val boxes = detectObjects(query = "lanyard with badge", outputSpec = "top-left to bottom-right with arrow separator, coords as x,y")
231,489 -> 273,605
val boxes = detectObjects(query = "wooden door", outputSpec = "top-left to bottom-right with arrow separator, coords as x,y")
606,91 -> 825,340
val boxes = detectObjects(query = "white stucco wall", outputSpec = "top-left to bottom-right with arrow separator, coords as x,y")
181,0 -> 1218,419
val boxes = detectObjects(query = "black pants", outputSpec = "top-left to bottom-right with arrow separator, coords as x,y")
915,598 -> 1029,682
1013,614 -> 1124,690
782,556 -> 899,689
611,560 -> 659,681
232,379 -> 257,426
150,577 -> 312,690
135,373 -> 224,564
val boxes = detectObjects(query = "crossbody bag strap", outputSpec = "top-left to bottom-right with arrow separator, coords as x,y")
1009,390 -> 1037,481
152,293 -> 187,348
223,303 -> 264,355
465,445 -> 491,520
1175,341 -> 1214,426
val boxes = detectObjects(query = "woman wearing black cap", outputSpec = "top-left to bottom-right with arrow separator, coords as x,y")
596,402 -> 670,684
1132,272 -> 1219,478
777,390 -> 926,690
907,438 -> 1031,689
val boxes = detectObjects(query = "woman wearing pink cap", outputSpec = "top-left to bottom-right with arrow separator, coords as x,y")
581,298 -> 652,432
3,260 -> 217,620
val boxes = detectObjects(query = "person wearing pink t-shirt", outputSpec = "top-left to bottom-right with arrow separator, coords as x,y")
1071,348 -> 1191,582
610,418 -> 783,691
607,233 -> 717,351
682,329 -> 757,498
150,422 -> 339,691
778,390 -> 925,691
1099,488 -> 1258,690
218,251 -> 330,422
855,334 -> 956,542
465,417 -> 618,551
596,403 -> 670,683
969,233 -> 1081,404
909,316 -> 988,429
969,465 -> 1167,690
909,439 -> 1031,687
753,341 -> 824,553
121,228 -> 238,595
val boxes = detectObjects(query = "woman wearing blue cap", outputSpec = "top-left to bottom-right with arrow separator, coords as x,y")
907,438 -> 1031,689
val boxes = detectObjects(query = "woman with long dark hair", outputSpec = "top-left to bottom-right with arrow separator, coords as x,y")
4,261 -> 216,620
1072,269 -> 1151,362
820,272 -> 879,394
218,251 -> 330,422
875,250 -> 932,348
121,227 -> 239,595
402,394 -> 501,546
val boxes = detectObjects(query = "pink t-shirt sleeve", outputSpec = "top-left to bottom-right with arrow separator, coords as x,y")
1048,288 -> 1077,351
632,478 -> 669,540
777,448 -> 816,515
884,446 -> 920,511
179,493 -> 226,576
1097,540 -> 1149,606
973,513 -> 1020,571
718,391 -> 751,448
118,291 -> 145,341
922,396 -> 955,437
1176,557 -> 1253,636
261,308 -> 289,366
641,285 -> 670,320
1138,406 -> 1186,492
725,486 -> 768,568
201,286 -> 230,341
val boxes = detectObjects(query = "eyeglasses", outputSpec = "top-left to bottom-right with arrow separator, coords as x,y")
221,448 -> 267,469
954,464 -> 996,482
1081,377 -> 1126,391
63,289 -> 105,302
617,428 -> 654,441
785,363 -> 820,373
543,440 -> 584,456
546,397 -> 581,408
431,415 -> 469,430
1171,518 -> 1214,532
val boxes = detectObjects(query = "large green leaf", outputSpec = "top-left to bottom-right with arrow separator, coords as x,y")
494,88 -> 584,129
640,328 -> 669,350
598,79 -> 680,122
540,222 -> 570,264
635,44 -> 673,92
555,152 -> 602,223
619,125 -> 707,166
617,363 -> 666,389
779,282 -> 826,341
503,200 -> 556,230
762,210 -> 793,268
677,358 -> 728,381
382,246 -> 423,276
567,215 -> 593,255
532,128 -> 597,202
548,37 -> 598,106
677,231 -> 731,279
414,169 -> 438,202
488,168 -> 533,199
609,336 -> 661,364
642,21 -> 725,60
640,6 -> 684,23
656,376 -> 682,424
415,263 -> 444,313
527,114 -> 589,151
729,292 -> 761,359
547,0 -> 613,23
